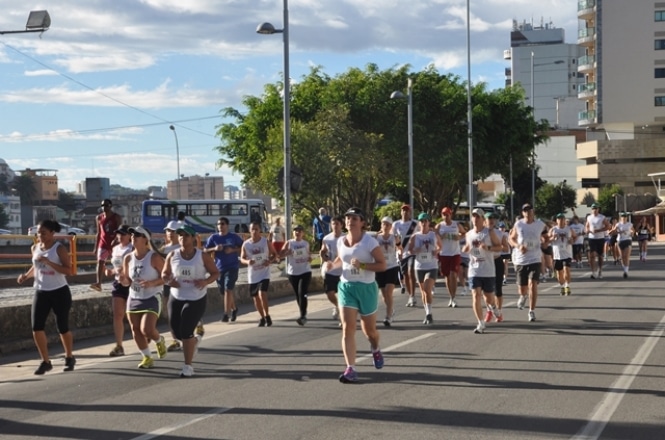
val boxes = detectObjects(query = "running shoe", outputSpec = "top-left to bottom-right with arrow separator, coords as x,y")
231,308 -> 238,322
560,286 -> 566,296
258,317 -> 266,327
565,286 -> 571,295
34,360 -> 53,375
597,271 -> 603,279
473,322 -> 486,334
528,310 -> 536,322
406,297 -> 416,307
623,272 -> 628,279
221,314 -> 230,323
484,310 -> 494,323
517,295 -> 527,310
400,286 -> 406,294
495,310 -> 504,322
502,278 -> 508,286
296,316 -> 307,326
180,364 -> 194,378
167,340 -> 181,352
89,283 -> 102,292
332,307 -> 339,320
590,271 -> 596,279
64,356 -> 76,372
383,316 -> 393,327
138,355 -> 154,369
195,322 -> 205,338
265,315 -> 273,326
156,336 -> 167,359
339,366 -> 358,383
109,345 -> 125,357
423,314 -> 433,325
372,350 -> 384,369
448,298 -> 457,308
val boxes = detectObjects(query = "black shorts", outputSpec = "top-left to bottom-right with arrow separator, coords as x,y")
399,255 -> 415,274
324,274 -> 341,293
249,279 -> 270,296
609,235 -> 618,246
541,246 -> 553,256
376,266 -> 400,288
618,240 -> 632,250
111,279 -> 129,300
554,258 -> 572,271
515,263 -> 541,286
588,238 -> 605,255
572,244 -> 584,256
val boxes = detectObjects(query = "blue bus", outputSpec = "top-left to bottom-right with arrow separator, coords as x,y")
141,199 -> 268,234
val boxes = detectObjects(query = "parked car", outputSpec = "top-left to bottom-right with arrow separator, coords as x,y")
27,223 -> 86,236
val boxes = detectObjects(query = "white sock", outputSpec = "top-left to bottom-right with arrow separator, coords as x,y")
140,348 -> 151,357
424,304 -> 432,314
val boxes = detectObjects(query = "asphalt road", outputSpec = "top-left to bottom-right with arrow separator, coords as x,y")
1,245 -> 664,440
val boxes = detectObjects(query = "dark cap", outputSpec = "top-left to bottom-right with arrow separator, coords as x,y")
101,199 -> 112,207
293,225 -> 305,231
344,207 -> 365,220
556,213 -> 566,219
484,212 -> 497,219
620,211 -> 628,217
521,203 -> 533,211
115,224 -> 131,235
400,204 -> 411,211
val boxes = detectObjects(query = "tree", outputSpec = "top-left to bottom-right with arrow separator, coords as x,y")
535,182 -> 577,221
0,174 -> 9,194
11,174 -> 37,205
597,184 -> 623,219
0,203 -> 9,229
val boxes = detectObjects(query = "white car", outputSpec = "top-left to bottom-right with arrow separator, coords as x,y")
28,223 -> 87,235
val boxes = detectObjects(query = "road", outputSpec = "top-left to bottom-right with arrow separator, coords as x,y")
1,245 -> 664,440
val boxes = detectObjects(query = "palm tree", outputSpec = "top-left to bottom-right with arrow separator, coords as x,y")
11,175 -> 37,205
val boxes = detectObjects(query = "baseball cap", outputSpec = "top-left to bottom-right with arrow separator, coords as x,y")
484,211 -> 497,219
380,216 -> 393,224
101,199 -> 112,207
344,207 -> 365,220
164,220 -> 182,231
293,224 -> 305,231
400,204 -> 411,211
115,224 -> 130,235
175,224 -> 197,236
591,203 -> 600,209
472,208 -> 485,217
417,212 -> 430,221
556,213 -> 566,219
441,207 -> 452,215
521,203 -> 533,211
128,225 -> 152,240
498,222 -> 506,228
620,211 -> 628,217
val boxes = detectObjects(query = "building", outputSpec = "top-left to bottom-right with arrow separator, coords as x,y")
576,0 -> 665,201
16,168 -> 59,203
0,194 -> 22,234
167,175 -> 224,200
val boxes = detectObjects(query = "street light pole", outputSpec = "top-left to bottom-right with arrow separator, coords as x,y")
466,0 -> 474,219
257,0 -> 291,236
0,10 -> 50,35
531,51 -> 536,209
169,125 -> 181,199
390,79 -> 414,210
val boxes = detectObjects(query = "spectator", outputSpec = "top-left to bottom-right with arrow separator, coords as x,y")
312,207 -> 331,251
91,199 -> 122,292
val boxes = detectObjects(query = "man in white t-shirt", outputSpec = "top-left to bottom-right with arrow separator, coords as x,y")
584,203 -> 611,279
391,204 -> 419,307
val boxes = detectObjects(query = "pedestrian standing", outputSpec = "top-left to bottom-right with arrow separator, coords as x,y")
17,219 -> 76,375
269,217 -> 286,256
312,207 -> 331,251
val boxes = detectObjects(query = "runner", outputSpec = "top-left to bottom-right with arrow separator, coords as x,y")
540,222 -> 553,282
613,213 -> 635,278
375,216 -> 400,327
606,218 -> 620,265
324,207 -> 386,383
498,222 -> 511,286
392,204 -> 418,307
16,220 -> 76,375
486,213 -> 510,319
105,224 -> 133,356
509,204 -> 546,322
569,216 -> 585,268
458,235 -> 470,295
408,213 -> 441,325
635,217 -> 651,261
281,225 -> 312,325
312,207 -> 331,251
549,214 -> 575,295
162,224 -> 219,377
462,208 -> 502,333
268,217 -> 286,257
240,221 -> 278,326
205,216 -> 243,322
585,203 -> 611,279
118,226 -> 167,369
320,216 -> 344,323
435,207 -> 466,308
90,199 -> 122,292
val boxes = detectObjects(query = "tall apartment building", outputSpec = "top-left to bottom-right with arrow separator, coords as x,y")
167,174 -> 224,200
576,0 -> 665,200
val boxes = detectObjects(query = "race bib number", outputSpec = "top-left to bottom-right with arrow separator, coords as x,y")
177,267 -> 194,280
254,253 -> 267,266
417,252 -> 432,262
525,239 -> 540,250
131,280 -> 143,293
640,229 -> 648,235
343,262 -> 364,281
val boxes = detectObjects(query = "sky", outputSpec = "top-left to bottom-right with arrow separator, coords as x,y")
0,0 -> 581,194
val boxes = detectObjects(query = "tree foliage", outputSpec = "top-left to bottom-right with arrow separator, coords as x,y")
535,182 -> 578,221
11,175 -> 37,205
597,184 -> 624,219
0,203 -> 9,229
215,64 -> 547,221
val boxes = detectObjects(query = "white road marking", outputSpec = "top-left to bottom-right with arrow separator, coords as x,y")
129,406 -> 232,440
570,312 -> 665,440
358,332 -> 435,363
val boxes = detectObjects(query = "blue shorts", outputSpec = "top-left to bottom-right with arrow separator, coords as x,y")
470,276 -> 495,293
217,268 -> 239,292
338,281 -> 379,316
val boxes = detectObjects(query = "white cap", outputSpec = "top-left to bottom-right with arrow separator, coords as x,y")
164,220 -> 182,231
380,216 -> 393,224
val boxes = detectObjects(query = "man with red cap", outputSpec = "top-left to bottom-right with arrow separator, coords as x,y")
391,204 -> 418,307
435,207 -> 467,308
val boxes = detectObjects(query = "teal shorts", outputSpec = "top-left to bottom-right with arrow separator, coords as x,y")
338,281 -> 379,316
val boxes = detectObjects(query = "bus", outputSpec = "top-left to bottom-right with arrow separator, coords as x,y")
141,199 -> 268,234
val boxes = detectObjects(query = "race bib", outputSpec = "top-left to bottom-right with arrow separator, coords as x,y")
525,239 -> 540,250
417,252 -> 432,262
111,256 -> 123,270
343,262 -> 364,281
177,267 -> 194,280
131,279 -> 143,293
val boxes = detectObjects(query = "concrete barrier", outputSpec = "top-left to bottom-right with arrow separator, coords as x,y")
0,273 -> 323,356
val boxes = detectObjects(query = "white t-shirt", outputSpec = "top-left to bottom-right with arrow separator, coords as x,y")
32,242 -> 68,291
338,233 -> 379,284
512,219 -> 546,266
466,227 -> 495,278
587,214 -> 607,239
412,231 -> 438,271
617,221 -> 634,242
322,232 -> 343,276
170,249 -> 208,301
286,239 -> 311,276
270,224 -> 285,242
438,221 -> 461,256
243,236 -> 271,284
550,226 -> 573,260
375,232 -> 399,269
569,222 -> 585,245
392,220 -> 417,257
128,250 -> 162,300
111,243 -> 133,280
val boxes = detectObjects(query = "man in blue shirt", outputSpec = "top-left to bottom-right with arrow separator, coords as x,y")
312,207 -> 331,251
205,216 -> 244,322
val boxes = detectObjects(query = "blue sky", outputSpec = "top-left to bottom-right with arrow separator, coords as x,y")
0,0 -> 580,193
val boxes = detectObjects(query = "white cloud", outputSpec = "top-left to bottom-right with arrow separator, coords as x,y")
24,69 -> 58,76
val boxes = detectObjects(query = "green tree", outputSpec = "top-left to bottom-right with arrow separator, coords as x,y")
0,174 -> 9,194
597,184 -> 623,219
11,174 -> 37,205
535,182 -> 577,220
0,203 -> 9,229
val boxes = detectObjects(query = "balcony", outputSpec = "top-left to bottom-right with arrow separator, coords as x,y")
578,54 -> 596,73
578,110 -> 597,126
503,49 -> 511,60
578,27 -> 596,45
577,0 -> 595,19
578,82 -> 596,99
505,67 -> 511,78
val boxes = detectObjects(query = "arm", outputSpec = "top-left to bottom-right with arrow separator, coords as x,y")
279,240 -> 291,258
16,249 -> 36,284
223,235 -> 243,255
93,215 -> 101,252
119,253 -> 132,287
161,253 -> 178,288
352,245 -> 386,273
239,243 -> 253,266
500,233 -> 510,253
487,229 -> 501,252
52,243 -> 73,275
435,233 -> 443,254
267,241 -> 278,264
319,240 -> 329,262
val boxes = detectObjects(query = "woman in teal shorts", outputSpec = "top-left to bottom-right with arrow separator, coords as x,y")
326,207 -> 387,383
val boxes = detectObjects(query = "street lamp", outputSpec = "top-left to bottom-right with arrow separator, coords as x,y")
390,78 -> 414,210
169,125 -> 181,199
466,0 -> 474,220
0,10 -> 50,35
257,0 -> 291,236
530,52 -> 565,208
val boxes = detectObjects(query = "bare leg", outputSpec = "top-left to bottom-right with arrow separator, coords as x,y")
360,313 -> 380,350
112,297 -> 127,347
59,331 -> 74,357
381,285 -> 394,318
182,337 -> 196,365
33,330 -> 49,362
341,307 -> 358,366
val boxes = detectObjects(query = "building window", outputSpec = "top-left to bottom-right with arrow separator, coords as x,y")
656,11 -> 665,21
655,96 -> 665,106
656,39 -> 665,50
657,68 -> 665,78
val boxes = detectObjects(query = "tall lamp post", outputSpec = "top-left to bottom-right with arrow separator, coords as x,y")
0,10 -> 50,35
530,52 -> 565,208
169,125 -> 181,199
257,0 -> 291,236
390,78 -> 414,210
466,0 -> 474,219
